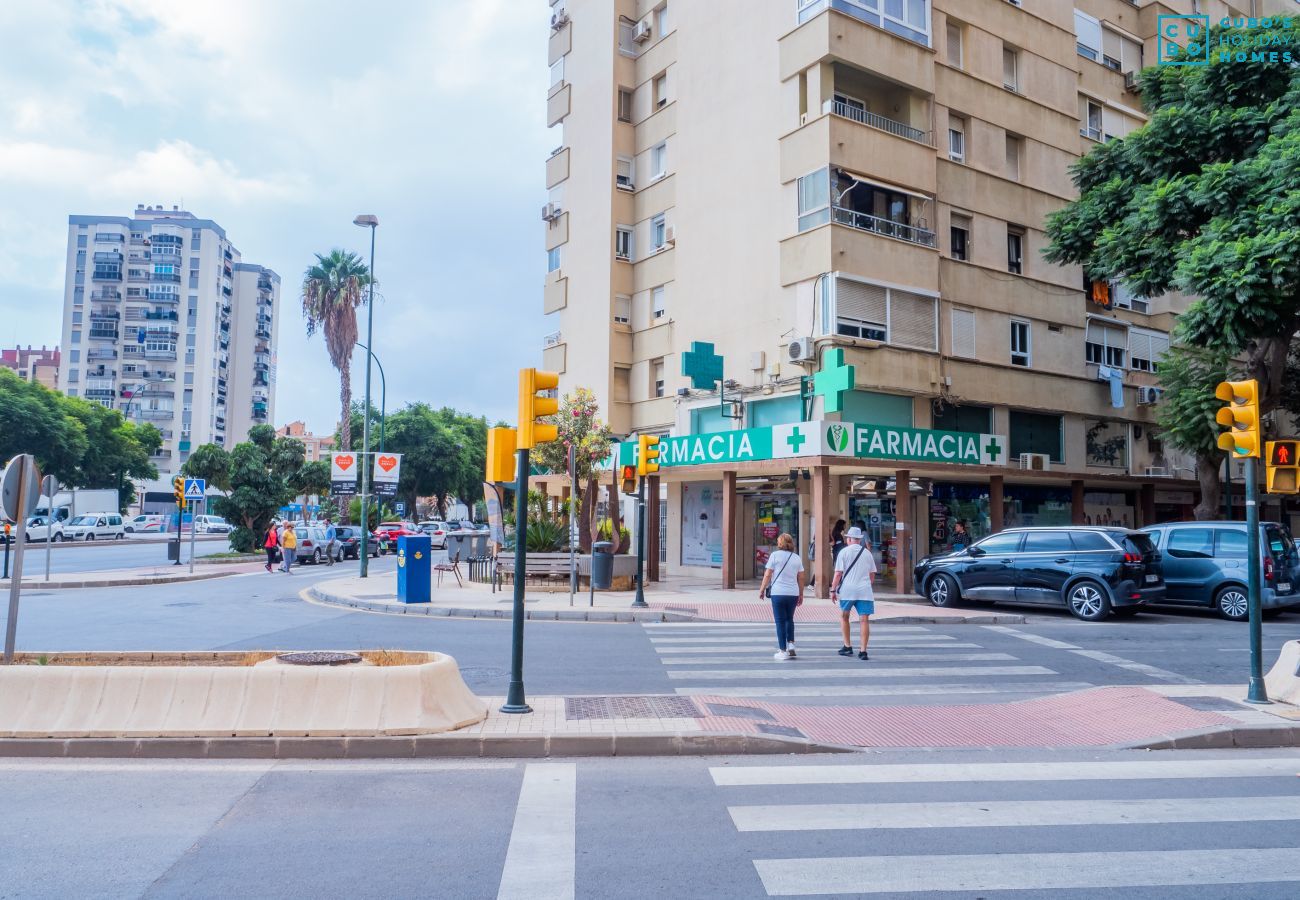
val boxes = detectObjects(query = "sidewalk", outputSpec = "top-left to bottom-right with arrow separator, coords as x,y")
305,573 -> 1026,624
0,561 -> 265,590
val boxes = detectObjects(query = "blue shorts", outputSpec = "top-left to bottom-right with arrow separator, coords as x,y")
839,599 -> 875,616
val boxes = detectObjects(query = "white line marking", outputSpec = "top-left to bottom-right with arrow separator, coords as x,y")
754,848 -> 1300,895
0,761 -> 516,774
654,643 -> 985,653
983,625 -> 1200,684
677,682 -> 1093,698
649,636 -> 951,645
642,623 -> 931,630
731,796 -> 1300,832
669,665 -> 1056,680
659,653 -> 1016,665
710,758 -> 1300,786
497,763 -> 576,900
983,626 -> 1077,650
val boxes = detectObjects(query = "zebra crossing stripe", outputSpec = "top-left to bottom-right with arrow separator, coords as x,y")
676,682 -> 1095,698
653,643 -> 986,653
648,636 -> 956,644
668,665 -> 1055,680
658,653 -> 1016,665
496,764 -> 576,900
984,625 -> 1200,685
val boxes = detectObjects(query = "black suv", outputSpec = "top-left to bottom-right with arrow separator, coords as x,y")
334,526 -> 385,560
913,526 -> 1164,621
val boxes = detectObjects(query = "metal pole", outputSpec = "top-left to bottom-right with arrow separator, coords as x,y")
568,442 -> 576,605
188,496 -> 199,574
502,448 -> 532,714
42,475 -> 54,583
1223,457 -> 1232,520
4,455 -> 34,663
632,476 -> 648,608
359,224 -> 376,578
356,343 -> 386,453
1245,456 -> 1269,703
3,530 -> 9,580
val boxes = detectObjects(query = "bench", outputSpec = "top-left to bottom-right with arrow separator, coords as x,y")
496,553 -> 576,591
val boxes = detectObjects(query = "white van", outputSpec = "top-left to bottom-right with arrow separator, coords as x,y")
192,515 -> 232,534
63,513 -> 126,541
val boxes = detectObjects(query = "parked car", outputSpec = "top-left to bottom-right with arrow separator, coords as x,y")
295,525 -> 343,565
63,513 -> 126,541
126,514 -> 169,534
23,516 -> 64,542
1140,521 -> 1300,620
913,526 -> 1164,621
334,525 -> 385,560
416,520 -> 451,548
377,521 -> 420,543
193,515 -> 232,534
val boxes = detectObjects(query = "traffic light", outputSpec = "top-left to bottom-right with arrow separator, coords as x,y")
173,475 -> 186,510
637,434 -> 661,477
1266,440 -> 1299,494
486,427 -> 518,483
518,368 -> 560,450
1215,379 -> 1261,458
621,464 -> 637,495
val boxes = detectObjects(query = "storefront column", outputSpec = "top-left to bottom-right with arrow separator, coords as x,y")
1139,484 -> 1156,527
1071,480 -> 1085,525
647,474 -> 661,582
990,475 -> 1005,533
895,468 -> 911,595
721,470 -> 737,589
812,465 -> 831,599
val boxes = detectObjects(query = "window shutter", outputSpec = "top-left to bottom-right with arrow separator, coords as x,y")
1102,28 -> 1122,61
1128,329 -> 1151,364
1150,332 -> 1169,362
946,23 -> 961,66
951,308 -> 975,358
1086,320 -> 1126,349
890,290 -> 937,350
836,278 -> 887,325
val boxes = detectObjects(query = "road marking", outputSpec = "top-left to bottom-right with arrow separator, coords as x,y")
0,761 -> 516,774
649,636 -> 952,645
731,796 -> 1300,832
677,682 -> 1094,698
983,625 -> 1200,684
643,623 -> 931,630
710,758 -> 1300,786
658,653 -> 1016,665
754,848 -> 1300,895
668,665 -> 1056,680
497,763 -> 576,900
653,643 -> 985,653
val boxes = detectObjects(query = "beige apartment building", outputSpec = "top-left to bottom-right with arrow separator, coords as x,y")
1,346 -> 60,389
277,420 -> 336,463
542,0 -> 1288,593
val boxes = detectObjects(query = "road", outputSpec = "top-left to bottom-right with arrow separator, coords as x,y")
3,750 -> 1298,898
1,534 -> 232,575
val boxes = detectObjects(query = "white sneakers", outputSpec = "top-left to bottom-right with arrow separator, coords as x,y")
787,643 -> 797,658
773,649 -> 791,661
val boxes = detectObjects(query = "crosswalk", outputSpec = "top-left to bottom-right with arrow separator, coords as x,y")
709,756 -> 1300,896
642,621 -> 1091,700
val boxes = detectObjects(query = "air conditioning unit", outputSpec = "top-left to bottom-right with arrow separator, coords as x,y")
664,224 -> 676,245
541,202 -> 562,222
633,20 -> 652,42
550,10 -> 570,30
786,337 -> 816,365
1137,386 -> 1163,405
1144,466 -> 1172,478
1124,70 -> 1140,91
1019,452 -> 1050,471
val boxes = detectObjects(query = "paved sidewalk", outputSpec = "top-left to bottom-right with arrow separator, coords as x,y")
0,562 -> 264,590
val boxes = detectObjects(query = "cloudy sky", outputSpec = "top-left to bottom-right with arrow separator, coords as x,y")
0,0 -> 552,433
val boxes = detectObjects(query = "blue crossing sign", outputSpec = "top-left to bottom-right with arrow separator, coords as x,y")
183,478 -> 206,500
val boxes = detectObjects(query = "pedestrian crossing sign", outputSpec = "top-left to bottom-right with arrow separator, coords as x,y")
183,478 -> 206,500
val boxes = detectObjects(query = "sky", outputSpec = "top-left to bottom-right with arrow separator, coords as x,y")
0,0 -> 553,435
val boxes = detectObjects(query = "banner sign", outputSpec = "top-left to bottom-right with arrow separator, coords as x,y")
331,452 -> 357,495
484,482 -> 505,547
373,452 -> 402,497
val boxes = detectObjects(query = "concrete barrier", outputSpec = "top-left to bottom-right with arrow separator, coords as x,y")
0,652 -> 488,738
1264,640 -> 1300,706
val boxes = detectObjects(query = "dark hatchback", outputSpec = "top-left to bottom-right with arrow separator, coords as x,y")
913,526 -> 1164,621
334,526 -> 385,560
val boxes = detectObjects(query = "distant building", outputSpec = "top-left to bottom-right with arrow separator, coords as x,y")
1,345 -> 60,389
278,420 -> 335,462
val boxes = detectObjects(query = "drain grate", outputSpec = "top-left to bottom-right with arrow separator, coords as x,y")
1169,696 -> 1246,712
565,696 -> 700,720
706,702 -> 776,722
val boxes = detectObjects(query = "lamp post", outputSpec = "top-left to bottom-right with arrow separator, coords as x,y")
354,342 -> 386,453
354,214 -> 379,577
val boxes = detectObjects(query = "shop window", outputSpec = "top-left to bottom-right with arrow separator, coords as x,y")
840,390 -> 912,427
1009,410 -> 1063,463
931,401 -> 990,433
749,395 -> 803,429
690,406 -> 730,435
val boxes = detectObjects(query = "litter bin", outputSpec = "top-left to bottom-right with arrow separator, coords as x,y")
396,534 -> 431,604
167,539 -> 181,562
446,533 -> 467,560
591,541 -> 613,590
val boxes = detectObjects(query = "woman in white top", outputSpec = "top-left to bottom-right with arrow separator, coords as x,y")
757,533 -> 806,661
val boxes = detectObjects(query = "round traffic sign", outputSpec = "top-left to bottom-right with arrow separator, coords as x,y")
1,455 -> 42,523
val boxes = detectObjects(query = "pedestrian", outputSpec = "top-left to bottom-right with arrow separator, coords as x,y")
262,522 -> 279,572
757,532 -> 805,661
950,520 -> 970,552
323,517 -> 337,566
830,526 -> 877,661
830,518 -> 847,559
280,522 -> 298,573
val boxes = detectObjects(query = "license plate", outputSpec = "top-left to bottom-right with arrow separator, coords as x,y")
1145,574 -> 1159,584
1278,582 -> 1291,593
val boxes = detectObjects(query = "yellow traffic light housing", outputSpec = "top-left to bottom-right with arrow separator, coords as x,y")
621,464 -> 637,495
1266,440 -> 1299,494
486,427 -> 518,484
173,475 -> 186,510
518,368 -> 560,450
637,434 -> 661,477
1215,379 -> 1261,458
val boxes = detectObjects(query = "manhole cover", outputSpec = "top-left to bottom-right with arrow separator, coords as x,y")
565,696 -> 700,720
276,651 -> 363,666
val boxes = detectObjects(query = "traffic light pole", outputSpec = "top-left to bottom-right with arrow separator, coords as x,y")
1244,456 -> 1269,703
501,447 -> 532,714
632,476 -> 648,608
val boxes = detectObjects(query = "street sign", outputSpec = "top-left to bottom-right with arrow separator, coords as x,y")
183,478 -> 206,500
395,501 -> 406,515
330,452 -> 358,495
1,454 -> 41,523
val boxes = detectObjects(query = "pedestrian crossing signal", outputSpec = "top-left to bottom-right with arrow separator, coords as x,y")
173,475 -> 186,510
621,464 -> 637,496
1266,440 -> 1299,494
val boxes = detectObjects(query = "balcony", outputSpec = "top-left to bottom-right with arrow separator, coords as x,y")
544,330 -> 562,347
257,278 -> 273,292
94,233 -> 125,244
140,409 -> 174,421
795,0 -> 930,46
146,290 -> 179,302
90,309 -> 120,321
832,206 -> 935,246
92,267 -> 123,282
93,251 -> 123,264
782,1 -> 933,90
797,167 -> 936,248
85,388 -> 115,400
253,375 -> 270,388
129,253 -> 151,264
90,289 -> 121,302
88,328 -> 119,341
151,272 -> 181,284
255,327 -> 271,340
144,348 -> 177,360
86,348 -> 118,361
826,97 -> 928,145
152,234 -> 182,246
145,310 -> 179,321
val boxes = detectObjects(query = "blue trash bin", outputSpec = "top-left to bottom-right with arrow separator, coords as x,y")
396,534 -> 431,604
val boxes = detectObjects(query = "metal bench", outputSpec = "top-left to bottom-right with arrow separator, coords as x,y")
495,552 -> 574,591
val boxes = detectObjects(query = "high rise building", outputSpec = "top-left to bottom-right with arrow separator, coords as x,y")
542,0 -> 1289,589
0,345 -> 60,390
57,205 -> 280,483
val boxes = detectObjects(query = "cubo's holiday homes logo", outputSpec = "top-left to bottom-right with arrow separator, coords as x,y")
1158,15 -> 1210,65
1159,14 -> 1296,65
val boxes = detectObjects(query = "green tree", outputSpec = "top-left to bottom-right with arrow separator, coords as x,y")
380,403 -> 488,517
1154,343 -> 1238,519
181,444 -> 233,492
531,388 -> 615,552
301,249 -> 372,451
1045,24 -> 1300,516
0,368 -> 89,484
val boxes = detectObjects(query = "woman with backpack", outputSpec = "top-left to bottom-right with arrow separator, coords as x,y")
757,533 -> 805,661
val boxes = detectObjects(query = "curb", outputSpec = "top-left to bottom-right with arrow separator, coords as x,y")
0,570 -> 234,590
0,731 -> 854,759
1116,723 -> 1300,751
304,586 -> 1024,625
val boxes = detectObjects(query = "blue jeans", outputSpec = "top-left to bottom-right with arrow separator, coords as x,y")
770,594 -> 798,650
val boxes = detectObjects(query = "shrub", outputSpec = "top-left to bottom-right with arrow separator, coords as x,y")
597,518 -> 631,553
525,517 -> 566,552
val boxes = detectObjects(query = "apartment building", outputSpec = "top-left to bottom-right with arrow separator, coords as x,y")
0,345 -> 60,389
277,420 -> 335,463
543,0 -> 1289,592
57,206 -> 280,487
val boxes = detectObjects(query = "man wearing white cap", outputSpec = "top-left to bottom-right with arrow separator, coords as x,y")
830,525 -> 877,660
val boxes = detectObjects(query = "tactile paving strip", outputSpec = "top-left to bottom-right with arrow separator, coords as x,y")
565,696 -> 700,720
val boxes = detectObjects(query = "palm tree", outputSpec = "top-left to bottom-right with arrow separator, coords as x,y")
301,249 -> 372,451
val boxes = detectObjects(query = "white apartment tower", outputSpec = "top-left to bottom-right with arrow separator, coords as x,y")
58,206 -> 281,483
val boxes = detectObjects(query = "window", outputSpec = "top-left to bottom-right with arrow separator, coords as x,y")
654,73 -> 668,109
618,18 -> 638,56
1112,281 -> 1149,314
655,4 -> 668,36
1216,529 -> 1249,559
651,285 -> 666,320
1009,410 -> 1064,462
547,247 -> 561,273
1072,531 -> 1113,551
650,213 -> 667,251
1005,134 -> 1021,180
828,276 -> 937,350
950,308 -> 975,358
948,115 -> 965,162
614,294 -> 631,325
613,366 -> 631,402
71,330 -> 81,344
1023,531 -> 1075,553
1081,98 -> 1103,140
1166,528 -> 1214,559
1002,45 -> 1019,90
618,87 -> 634,122
1086,319 -> 1127,367
1128,327 -> 1169,372
946,20 -> 963,67
974,532 -> 1023,555
1010,319 -> 1031,367
615,157 -> 634,190
651,142 -> 667,180
950,213 -> 970,261
797,168 -> 831,230
931,401 -> 990,433
1006,226 -> 1024,274
1074,9 -> 1102,61
652,358 -> 666,398
615,227 -> 633,261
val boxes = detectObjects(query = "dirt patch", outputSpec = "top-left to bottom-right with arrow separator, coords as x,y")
12,649 -> 435,667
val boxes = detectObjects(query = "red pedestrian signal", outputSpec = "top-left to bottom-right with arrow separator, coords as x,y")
1270,441 -> 1295,466
1266,440 -> 1300,495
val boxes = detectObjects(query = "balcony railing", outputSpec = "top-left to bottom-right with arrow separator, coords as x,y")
831,205 -> 937,247
140,408 -> 174,421
90,289 -> 121,302
144,349 -> 177,360
92,268 -> 123,281
89,329 -> 119,342
151,272 -> 181,283
90,310 -> 120,321
827,99 -> 931,145
129,253 -> 151,264
93,251 -> 123,263
94,233 -> 125,243
544,330 -> 563,347
255,327 -> 271,340
146,290 -> 180,302
87,349 -> 119,360
85,388 -> 115,400
145,310 -> 179,321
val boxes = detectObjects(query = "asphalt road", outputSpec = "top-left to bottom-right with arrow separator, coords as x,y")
1,534 -> 232,575
3,749 -> 1298,899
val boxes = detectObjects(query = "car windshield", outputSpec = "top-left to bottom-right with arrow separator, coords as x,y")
209,517 -> 226,525
1266,525 -> 1296,560
1122,533 -> 1157,555
27,517 -> 47,526
70,516 -> 96,526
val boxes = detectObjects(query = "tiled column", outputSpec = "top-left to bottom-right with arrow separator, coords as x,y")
721,470 -> 736,589
812,465 -> 831,599
990,475 -> 1005,533
895,469 -> 911,595
647,474 -> 661,582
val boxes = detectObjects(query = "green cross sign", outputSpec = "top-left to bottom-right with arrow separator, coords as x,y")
681,341 -> 724,390
813,348 -> 856,414
786,427 -> 806,453
984,437 -> 1002,459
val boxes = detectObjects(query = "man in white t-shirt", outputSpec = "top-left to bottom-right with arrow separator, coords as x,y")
830,526 -> 878,660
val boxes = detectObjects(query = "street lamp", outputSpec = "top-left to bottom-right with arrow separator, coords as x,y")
354,342 -> 386,453
354,214 -> 379,577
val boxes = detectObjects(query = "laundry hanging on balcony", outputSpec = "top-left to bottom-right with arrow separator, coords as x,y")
1096,364 -> 1125,409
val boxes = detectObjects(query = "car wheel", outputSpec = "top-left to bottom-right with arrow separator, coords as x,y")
1216,585 -> 1249,621
86,534 -> 95,542
1066,580 -> 1111,621
927,574 -> 961,608
52,534 -> 61,543
311,549 -> 322,565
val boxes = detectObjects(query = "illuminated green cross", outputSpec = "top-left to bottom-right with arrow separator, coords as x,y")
681,341 -> 724,390
786,427 -> 806,453
984,437 -> 1002,459
813,348 -> 856,415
